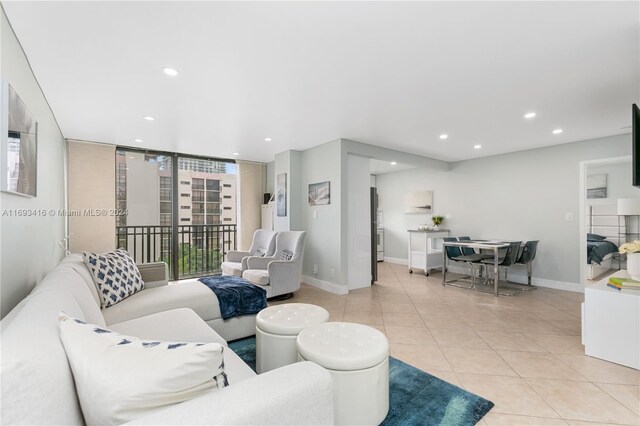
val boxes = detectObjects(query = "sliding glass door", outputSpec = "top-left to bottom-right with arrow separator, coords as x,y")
115,149 -> 237,280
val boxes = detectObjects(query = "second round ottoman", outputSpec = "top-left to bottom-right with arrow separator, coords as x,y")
297,322 -> 390,426
256,303 -> 330,374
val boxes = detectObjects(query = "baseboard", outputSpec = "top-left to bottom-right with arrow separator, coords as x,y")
384,257 -> 408,266
383,260 -> 583,293
302,275 -> 348,295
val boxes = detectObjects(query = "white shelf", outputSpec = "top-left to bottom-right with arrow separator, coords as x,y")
583,270 -> 640,370
407,230 -> 449,276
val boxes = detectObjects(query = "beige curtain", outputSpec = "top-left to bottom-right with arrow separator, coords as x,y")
67,140 -> 116,253
237,161 -> 266,251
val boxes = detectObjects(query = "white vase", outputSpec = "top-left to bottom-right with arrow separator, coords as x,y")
627,252 -> 640,281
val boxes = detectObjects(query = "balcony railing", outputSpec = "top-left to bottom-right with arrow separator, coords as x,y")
116,224 -> 237,279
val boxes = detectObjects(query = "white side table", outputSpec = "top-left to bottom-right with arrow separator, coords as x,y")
256,303 -> 329,374
407,229 -> 450,276
584,270 -> 640,370
297,322 -> 390,426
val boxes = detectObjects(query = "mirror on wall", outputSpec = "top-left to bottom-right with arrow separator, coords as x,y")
3,84 -> 37,197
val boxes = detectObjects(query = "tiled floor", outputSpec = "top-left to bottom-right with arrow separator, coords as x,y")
272,262 -> 640,425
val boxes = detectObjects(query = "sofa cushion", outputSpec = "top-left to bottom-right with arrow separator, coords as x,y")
109,309 -> 256,385
110,308 -> 228,347
59,313 -> 228,425
59,253 -> 101,307
221,261 -> 242,277
36,264 -> 106,326
242,269 -> 270,286
1,288 -> 88,426
102,280 -> 220,325
83,249 -> 144,308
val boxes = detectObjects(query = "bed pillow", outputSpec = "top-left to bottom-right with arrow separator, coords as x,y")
587,233 -> 606,242
82,249 -> 144,308
59,313 -> 228,426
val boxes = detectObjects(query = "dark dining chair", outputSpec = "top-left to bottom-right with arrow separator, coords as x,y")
481,241 -> 522,283
445,237 -> 484,286
515,240 -> 539,286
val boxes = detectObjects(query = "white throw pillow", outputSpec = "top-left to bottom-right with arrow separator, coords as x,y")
82,249 -> 144,308
59,313 -> 228,425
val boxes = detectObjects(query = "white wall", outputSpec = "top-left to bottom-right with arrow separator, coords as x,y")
586,161 -> 639,206
299,140 -> 344,291
347,154 -> 371,290
377,133 -> 632,288
0,9 -> 66,317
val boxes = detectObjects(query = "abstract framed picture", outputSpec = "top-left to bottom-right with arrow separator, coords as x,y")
404,190 -> 433,214
2,83 -> 37,197
586,174 -> 607,199
308,181 -> 330,205
276,172 -> 287,217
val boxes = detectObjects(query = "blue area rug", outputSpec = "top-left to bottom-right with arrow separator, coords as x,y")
228,337 -> 494,426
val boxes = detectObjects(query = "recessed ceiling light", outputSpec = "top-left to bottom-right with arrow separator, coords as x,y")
128,156 -> 135,159
390,161 -> 397,165
163,67 -> 179,77
524,112 -> 536,119
134,138 -> 143,143
552,129 -> 563,134
233,152 -> 240,156
439,134 -> 448,140
143,116 -> 155,121
474,145 -> 482,149
265,137 -> 272,142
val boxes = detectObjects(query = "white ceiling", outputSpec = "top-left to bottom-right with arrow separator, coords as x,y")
3,1 -> 639,163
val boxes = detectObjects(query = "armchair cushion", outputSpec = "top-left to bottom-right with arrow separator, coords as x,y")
243,269 -> 270,286
221,261 -> 243,277
246,256 -> 274,270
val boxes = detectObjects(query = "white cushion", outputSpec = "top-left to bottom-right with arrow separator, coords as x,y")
221,261 -> 242,277
242,269 -> 270,286
83,249 -> 145,308
110,308 -> 227,347
297,322 -> 389,371
256,303 -> 330,335
59,313 -> 228,425
102,280 -> 220,325
36,264 -> 106,326
59,253 -> 102,307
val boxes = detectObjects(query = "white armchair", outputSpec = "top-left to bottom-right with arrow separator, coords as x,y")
242,231 -> 306,300
221,230 -> 277,277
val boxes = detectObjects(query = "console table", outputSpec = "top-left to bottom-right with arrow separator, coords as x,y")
407,229 -> 450,276
583,270 -> 640,370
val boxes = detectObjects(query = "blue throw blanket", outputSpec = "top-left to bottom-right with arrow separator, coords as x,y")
198,275 -> 267,320
587,240 -> 618,264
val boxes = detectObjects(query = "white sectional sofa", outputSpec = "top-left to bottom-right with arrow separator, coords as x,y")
59,254 -> 256,341
0,255 -> 334,425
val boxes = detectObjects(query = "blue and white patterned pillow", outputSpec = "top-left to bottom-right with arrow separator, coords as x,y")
82,249 -> 144,308
280,249 -> 294,261
58,312 -> 228,425
253,248 -> 266,257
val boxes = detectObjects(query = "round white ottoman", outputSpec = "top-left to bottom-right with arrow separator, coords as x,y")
256,303 -> 330,374
296,322 -> 390,426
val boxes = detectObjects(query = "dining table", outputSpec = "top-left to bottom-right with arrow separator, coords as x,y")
442,240 -> 511,296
